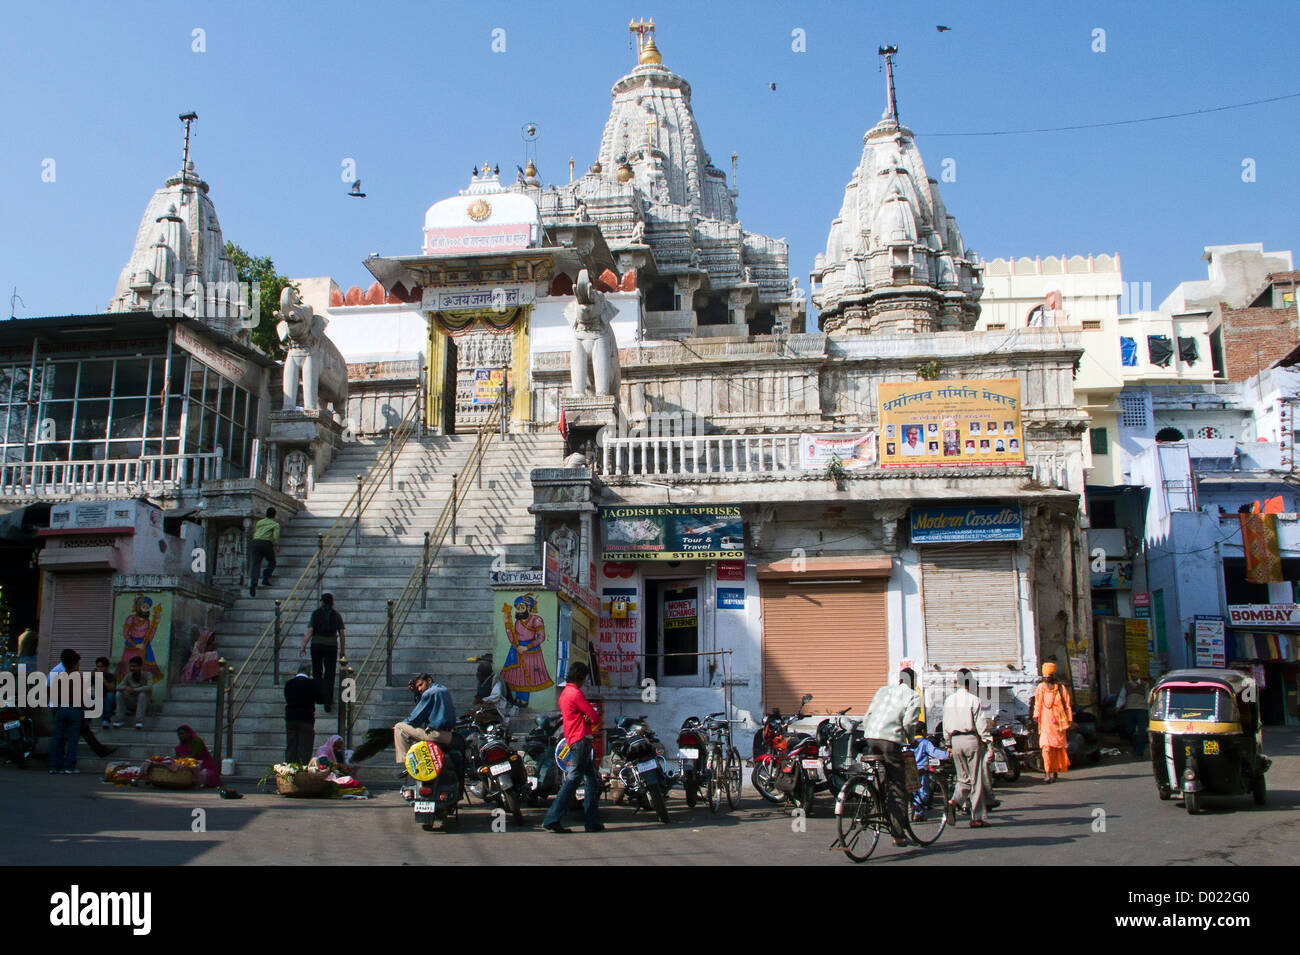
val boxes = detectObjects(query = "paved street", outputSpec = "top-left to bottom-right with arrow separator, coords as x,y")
3,728 -> 1299,866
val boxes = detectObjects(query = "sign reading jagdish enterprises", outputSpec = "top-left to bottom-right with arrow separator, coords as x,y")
910,504 -> 1024,543
601,505 -> 743,560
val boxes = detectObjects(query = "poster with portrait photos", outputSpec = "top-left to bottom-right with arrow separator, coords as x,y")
877,379 -> 1024,468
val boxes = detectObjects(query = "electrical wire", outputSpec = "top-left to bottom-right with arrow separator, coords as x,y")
920,91 -> 1300,138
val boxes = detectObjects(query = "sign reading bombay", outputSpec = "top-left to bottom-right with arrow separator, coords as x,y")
909,504 -> 1023,543
877,378 -> 1024,468
799,432 -> 877,470
600,505 -> 743,561
1227,604 -> 1300,627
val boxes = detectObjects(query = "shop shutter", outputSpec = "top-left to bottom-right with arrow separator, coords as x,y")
921,546 -> 1020,668
42,573 -> 114,671
760,577 -> 888,715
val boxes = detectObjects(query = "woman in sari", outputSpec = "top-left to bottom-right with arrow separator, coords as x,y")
1031,663 -> 1073,782
175,724 -> 221,788
312,735 -> 354,775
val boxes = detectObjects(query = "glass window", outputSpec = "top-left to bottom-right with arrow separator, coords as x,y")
204,372 -> 221,411
165,397 -> 184,437
219,380 -> 233,419
145,399 -> 163,438
70,441 -> 105,461
144,440 -> 163,457
188,364 -> 206,402
106,440 -> 142,460
37,443 -> 69,462
46,362 -> 77,400
169,355 -> 189,397
10,366 -> 29,404
0,367 -> 13,406
40,401 -> 73,446
73,400 -> 110,442
1153,687 -> 1236,722
184,400 -> 201,452
201,408 -> 217,452
110,398 -> 146,439
149,358 -> 166,395
233,388 -> 247,426
114,359 -> 150,397
247,395 -> 260,432
231,425 -> 246,467
1089,427 -> 1109,456
77,361 -> 114,399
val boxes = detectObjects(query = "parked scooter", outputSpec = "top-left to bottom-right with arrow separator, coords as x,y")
609,715 -> 671,824
400,734 -> 467,831
0,705 -> 37,768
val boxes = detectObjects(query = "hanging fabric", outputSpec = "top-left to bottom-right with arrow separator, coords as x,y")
1147,335 -> 1174,367
1240,512 -> 1284,583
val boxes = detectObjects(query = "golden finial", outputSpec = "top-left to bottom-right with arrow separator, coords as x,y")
617,161 -> 635,183
630,18 -> 661,66
525,158 -> 538,178
481,159 -> 493,177
590,159 -> 603,174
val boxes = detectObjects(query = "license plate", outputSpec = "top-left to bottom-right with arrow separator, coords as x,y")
636,759 -> 658,773
1203,740 -> 1220,755
928,758 -> 942,769
678,748 -> 699,760
993,759 -> 1008,773
1002,739 -> 1016,749
802,759 -> 821,770
834,799 -> 843,816
2,720 -> 18,732
413,801 -> 438,813
490,761 -> 513,775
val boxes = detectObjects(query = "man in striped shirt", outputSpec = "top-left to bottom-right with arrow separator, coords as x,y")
862,670 -> 922,846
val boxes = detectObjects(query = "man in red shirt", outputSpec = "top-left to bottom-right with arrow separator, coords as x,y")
541,661 -> 604,833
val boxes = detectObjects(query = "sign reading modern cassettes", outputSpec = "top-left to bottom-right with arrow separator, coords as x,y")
878,379 -> 1024,468
600,505 -> 743,561
909,504 -> 1024,544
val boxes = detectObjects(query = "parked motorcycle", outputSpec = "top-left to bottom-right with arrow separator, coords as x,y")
815,709 -> 862,798
988,723 -> 1021,782
751,695 -> 813,803
0,705 -> 37,768
400,735 -> 467,831
473,719 -> 528,825
677,714 -> 723,808
519,712 -> 565,805
609,715 -> 671,824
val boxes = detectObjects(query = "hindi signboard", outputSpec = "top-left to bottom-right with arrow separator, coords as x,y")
878,378 -> 1024,468
600,505 -> 743,561
472,368 -> 505,405
799,432 -> 876,470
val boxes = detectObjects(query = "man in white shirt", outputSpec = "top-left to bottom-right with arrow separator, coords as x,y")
942,669 -> 992,828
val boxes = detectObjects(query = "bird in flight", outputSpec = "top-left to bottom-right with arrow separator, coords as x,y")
348,180 -> 366,198
768,82 -> 776,91
936,24 -> 951,32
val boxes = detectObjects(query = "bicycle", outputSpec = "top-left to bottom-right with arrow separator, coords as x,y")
701,713 -> 743,813
833,752 -> 949,862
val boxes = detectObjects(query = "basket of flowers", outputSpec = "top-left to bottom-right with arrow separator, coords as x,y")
145,756 -> 200,790
266,762 -> 330,797
103,762 -> 144,786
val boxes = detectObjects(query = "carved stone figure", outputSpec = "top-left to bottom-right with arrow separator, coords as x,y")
630,219 -> 646,244
563,269 -> 621,398
275,286 -> 349,418
283,449 -> 311,500
548,523 -> 579,579
215,527 -> 244,580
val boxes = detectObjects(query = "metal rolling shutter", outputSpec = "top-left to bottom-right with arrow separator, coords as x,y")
42,573 -> 115,670
760,577 -> 888,714
921,546 -> 1019,668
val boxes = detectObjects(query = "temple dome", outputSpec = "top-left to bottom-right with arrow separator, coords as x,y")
422,166 -> 542,255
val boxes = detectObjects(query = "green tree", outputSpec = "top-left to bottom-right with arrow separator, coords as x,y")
225,241 -> 294,359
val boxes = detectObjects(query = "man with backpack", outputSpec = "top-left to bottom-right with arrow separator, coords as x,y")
300,593 -> 346,713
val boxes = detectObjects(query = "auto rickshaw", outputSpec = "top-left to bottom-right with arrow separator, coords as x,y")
1148,668 -> 1270,813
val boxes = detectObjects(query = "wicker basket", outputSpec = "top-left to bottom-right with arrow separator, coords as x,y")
146,763 -> 199,790
275,770 -> 330,798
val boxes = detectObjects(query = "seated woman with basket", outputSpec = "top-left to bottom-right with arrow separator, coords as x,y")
175,725 -> 221,788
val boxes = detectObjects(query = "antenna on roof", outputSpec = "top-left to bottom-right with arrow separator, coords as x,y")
9,287 -> 25,320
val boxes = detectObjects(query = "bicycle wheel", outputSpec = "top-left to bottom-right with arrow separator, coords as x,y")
835,775 -> 881,863
725,747 -> 742,810
706,746 -> 724,813
905,772 -> 949,846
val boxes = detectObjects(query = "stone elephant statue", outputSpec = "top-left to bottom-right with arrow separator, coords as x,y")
275,286 -> 349,420
563,269 -> 621,398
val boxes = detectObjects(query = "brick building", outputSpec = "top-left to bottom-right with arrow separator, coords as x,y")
1219,271 -> 1300,381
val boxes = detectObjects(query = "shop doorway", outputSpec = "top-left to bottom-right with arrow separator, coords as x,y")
644,577 -> 706,685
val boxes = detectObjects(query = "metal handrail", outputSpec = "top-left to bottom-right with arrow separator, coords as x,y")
346,402 -> 503,733
227,398 -> 423,726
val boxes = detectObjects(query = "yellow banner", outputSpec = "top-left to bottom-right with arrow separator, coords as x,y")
1240,513 -> 1284,583
878,378 -> 1024,468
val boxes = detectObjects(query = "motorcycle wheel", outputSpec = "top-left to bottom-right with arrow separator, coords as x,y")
836,776 -> 880,863
684,779 -> 699,809
502,786 -> 525,826
905,774 -> 949,847
997,750 -> 1020,783
751,762 -> 781,803
725,747 -> 742,811
648,784 -> 670,824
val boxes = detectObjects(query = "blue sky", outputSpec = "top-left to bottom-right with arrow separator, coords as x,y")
2,0 -> 1297,319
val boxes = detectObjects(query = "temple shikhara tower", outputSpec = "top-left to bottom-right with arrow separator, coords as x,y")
812,47 -> 982,335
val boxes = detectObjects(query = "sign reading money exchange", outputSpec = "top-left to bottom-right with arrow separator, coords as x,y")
601,505 -> 744,561
910,504 -> 1024,544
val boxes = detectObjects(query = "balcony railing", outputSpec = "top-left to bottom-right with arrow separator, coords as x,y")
0,451 -> 225,498
604,433 -> 806,477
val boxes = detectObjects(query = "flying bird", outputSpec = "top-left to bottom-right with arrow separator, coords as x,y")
936,24 -> 951,32
768,82 -> 776,91
348,180 -> 366,198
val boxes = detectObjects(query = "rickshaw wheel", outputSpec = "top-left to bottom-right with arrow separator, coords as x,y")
1184,791 -> 1201,814
1253,774 -> 1267,806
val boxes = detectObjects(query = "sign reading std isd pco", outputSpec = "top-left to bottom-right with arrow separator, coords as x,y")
878,379 -> 1024,468
601,505 -> 743,561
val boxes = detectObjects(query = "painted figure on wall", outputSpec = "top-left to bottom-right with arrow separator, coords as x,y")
500,593 -> 553,705
116,593 -> 165,684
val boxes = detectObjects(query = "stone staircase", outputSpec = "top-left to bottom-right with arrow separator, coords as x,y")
101,430 -> 564,777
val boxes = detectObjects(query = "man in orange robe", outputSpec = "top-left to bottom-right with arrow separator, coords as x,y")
1031,662 -> 1072,782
